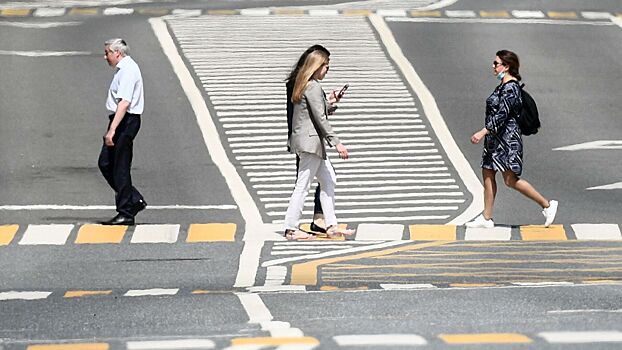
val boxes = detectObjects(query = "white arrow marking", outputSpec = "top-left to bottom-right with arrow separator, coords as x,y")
553,140 -> 622,151
586,182 -> 622,190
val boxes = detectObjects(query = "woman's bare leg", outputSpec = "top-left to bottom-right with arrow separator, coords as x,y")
502,170 -> 549,208
482,168 -> 497,220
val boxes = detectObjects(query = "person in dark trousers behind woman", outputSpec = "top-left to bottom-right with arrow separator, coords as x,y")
285,44 -> 343,234
467,49 -> 557,228
99,38 -> 147,225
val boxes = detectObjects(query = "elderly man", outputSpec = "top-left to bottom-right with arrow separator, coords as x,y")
98,38 -> 146,225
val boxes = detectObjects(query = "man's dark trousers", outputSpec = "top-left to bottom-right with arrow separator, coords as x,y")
98,113 -> 144,218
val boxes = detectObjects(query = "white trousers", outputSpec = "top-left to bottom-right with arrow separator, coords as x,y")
284,152 -> 337,231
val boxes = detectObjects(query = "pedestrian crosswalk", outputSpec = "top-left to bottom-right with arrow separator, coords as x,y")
166,15 -> 469,225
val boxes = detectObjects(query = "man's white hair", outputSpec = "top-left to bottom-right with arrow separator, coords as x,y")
105,38 -> 129,56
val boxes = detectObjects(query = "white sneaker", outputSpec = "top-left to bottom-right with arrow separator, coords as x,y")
542,200 -> 558,227
465,214 -> 494,228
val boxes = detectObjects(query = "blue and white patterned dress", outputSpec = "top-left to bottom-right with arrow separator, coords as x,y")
481,80 -> 523,176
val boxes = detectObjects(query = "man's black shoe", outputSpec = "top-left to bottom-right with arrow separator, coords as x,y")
132,199 -> 147,216
101,214 -> 135,226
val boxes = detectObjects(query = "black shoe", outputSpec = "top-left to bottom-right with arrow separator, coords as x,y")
310,222 -> 327,233
101,214 -> 135,226
132,199 -> 147,216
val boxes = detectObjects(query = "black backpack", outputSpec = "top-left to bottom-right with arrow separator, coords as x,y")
516,83 -> 541,136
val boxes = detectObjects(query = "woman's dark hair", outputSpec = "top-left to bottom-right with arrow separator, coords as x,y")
286,44 -> 330,82
496,49 -> 522,81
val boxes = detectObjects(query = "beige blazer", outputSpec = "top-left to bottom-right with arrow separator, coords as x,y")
288,80 -> 340,159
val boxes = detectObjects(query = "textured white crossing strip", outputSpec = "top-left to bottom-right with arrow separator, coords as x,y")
124,288 -> 179,297
236,293 -> 304,337
19,224 -> 73,245
334,334 -> 427,346
33,8 -> 66,17
581,11 -> 613,19
131,224 -> 180,243
465,227 -> 511,240
512,10 -> 546,18
572,224 -> 622,240
380,284 -> 436,290
0,291 -> 52,301
445,10 -> 477,18
103,7 -> 134,15
513,282 -> 574,286
376,9 -> 407,17
240,8 -> 271,16
127,339 -> 215,350
539,331 -> 622,343
355,224 -> 404,240
265,266 -> 287,286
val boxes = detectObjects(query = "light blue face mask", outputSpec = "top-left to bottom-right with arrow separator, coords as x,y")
496,71 -> 506,81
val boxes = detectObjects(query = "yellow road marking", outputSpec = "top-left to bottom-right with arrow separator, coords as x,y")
206,9 -> 238,15
231,337 -> 319,346
291,241 -> 451,285
75,225 -> 126,244
1,9 -> 31,16
520,225 -> 567,240
480,10 -> 510,18
273,8 -> 305,15
64,290 -> 112,298
583,279 -> 622,284
342,9 -> 373,16
0,225 -> 18,245
548,11 -> 578,19
410,10 -> 441,17
320,285 -> 368,291
409,224 -> 456,240
439,333 -> 532,344
186,223 -> 236,242
68,8 -> 99,15
136,8 -> 170,16
27,344 -> 109,350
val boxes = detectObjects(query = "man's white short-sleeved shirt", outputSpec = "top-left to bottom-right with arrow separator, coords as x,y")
106,55 -> 144,115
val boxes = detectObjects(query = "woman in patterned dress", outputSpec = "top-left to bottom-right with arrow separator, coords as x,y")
466,50 -> 558,228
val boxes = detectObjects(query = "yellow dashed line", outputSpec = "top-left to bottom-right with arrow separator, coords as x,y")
273,8 -> 305,15
547,11 -> 578,19
27,344 -> 109,350
136,8 -> 170,16
617,13 -> 622,18
206,9 -> 238,15
186,223 -> 236,242
231,337 -> 319,346
480,10 -> 510,18
68,8 -> 99,16
75,224 -> 126,244
320,285 -> 368,291
0,9 -> 31,16
410,10 -> 442,17
409,224 -> 456,240
520,224 -> 566,241
292,241 -> 451,285
0,225 -> 18,245
64,290 -> 112,298
342,9 -> 373,16
439,333 -> 532,344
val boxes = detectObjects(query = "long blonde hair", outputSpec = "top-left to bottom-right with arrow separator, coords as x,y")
291,50 -> 329,104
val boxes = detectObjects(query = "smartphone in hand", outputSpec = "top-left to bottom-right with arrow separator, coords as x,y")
337,84 -> 349,99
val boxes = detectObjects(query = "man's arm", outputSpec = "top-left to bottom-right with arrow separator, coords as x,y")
104,100 -> 130,146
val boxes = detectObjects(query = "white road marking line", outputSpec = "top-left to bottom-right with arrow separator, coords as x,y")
572,224 -> 622,240
131,224 -> 180,244
612,14 -> 622,28
126,339 -> 215,350
0,50 -> 90,56
369,14 -> 482,225
548,309 -> 622,314
380,284 -> 436,290
236,293 -> 304,337
511,10 -> 546,18
0,20 -> 81,28
334,334 -> 427,346
581,12 -> 613,20
272,216 -> 450,223
103,7 -> 134,15
124,288 -> 179,297
513,282 -> 574,286
0,204 -> 236,210
586,182 -> 622,190
445,10 -> 477,18
19,224 -> 73,245
553,140 -> 622,151
539,331 -> 622,343
355,223 -> 404,240
33,8 -> 67,17
0,291 -> 52,301
170,9 -> 202,17
387,17 -> 614,25
464,227 -> 511,240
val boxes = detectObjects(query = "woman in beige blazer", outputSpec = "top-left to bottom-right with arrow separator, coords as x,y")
284,49 -> 353,240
